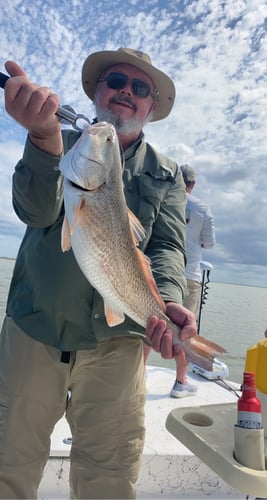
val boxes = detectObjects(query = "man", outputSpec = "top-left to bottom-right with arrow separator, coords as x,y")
181,164 -> 216,318
144,164 -> 214,400
0,48 -> 196,499
168,165 -> 215,399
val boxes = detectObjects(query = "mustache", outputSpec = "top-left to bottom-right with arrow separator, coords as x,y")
109,95 -> 137,111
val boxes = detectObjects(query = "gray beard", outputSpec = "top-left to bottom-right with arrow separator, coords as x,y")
95,106 -> 150,135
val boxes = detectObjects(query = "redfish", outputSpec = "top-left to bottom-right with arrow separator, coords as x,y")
59,122 -> 226,370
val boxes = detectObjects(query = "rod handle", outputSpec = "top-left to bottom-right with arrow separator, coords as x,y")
0,72 -> 9,89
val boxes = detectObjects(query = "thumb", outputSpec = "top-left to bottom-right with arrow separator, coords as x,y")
5,60 -> 28,79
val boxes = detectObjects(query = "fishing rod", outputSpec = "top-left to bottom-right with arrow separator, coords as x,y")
0,71 -> 91,132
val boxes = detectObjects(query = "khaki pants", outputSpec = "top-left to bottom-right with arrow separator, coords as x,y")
183,279 -> 202,319
0,316 -> 146,499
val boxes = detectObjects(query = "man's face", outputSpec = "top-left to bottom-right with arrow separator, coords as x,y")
94,63 -> 157,135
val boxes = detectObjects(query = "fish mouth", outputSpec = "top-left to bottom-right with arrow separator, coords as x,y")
69,180 -> 106,192
70,180 -> 89,192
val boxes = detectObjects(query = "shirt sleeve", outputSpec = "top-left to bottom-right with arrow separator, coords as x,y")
145,166 -> 187,305
200,206 -> 216,249
12,130 -> 79,228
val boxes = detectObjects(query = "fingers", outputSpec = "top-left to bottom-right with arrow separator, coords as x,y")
165,302 -> 197,341
4,61 -> 31,105
146,316 -> 174,359
159,329 -> 174,359
5,60 -> 28,79
5,83 -> 60,134
3,60 -> 62,154
145,303 -> 198,361
165,301 -> 195,325
146,316 -> 166,351
7,82 -> 53,114
3,61 -> 61,141
17,85 -> 59,119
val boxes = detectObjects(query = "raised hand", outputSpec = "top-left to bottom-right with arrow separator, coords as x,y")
4,60 -> 62,155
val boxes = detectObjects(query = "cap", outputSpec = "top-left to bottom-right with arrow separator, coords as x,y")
180,164 -> 195,183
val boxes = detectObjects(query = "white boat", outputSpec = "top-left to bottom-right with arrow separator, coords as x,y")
38,365 -> 251,499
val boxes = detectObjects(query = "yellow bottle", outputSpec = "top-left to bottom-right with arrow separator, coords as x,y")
245,339 -> 267,394
245,338 -> 267,437
244,343 -> 258,375
256,339 -> 267,394
245,339 -> 267,393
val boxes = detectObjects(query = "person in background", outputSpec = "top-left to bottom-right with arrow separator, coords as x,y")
0,48 -> 197,499
168,163 -> 216,398
181,164 -> 216,319
145,164 -> 216,398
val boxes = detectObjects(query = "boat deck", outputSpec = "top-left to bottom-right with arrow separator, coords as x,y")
39,365 -> 245,499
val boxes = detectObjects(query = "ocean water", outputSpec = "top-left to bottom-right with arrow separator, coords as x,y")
1,257 -> 267,384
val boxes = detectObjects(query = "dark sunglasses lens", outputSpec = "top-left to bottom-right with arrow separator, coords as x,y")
106,73 -> 128,90
105,72 -> 151,98
132,79 -> 151,98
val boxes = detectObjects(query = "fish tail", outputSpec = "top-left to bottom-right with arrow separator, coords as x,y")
183,335 -> 227,372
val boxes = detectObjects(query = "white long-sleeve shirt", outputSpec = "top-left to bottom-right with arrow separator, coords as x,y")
185,192 -> 216,281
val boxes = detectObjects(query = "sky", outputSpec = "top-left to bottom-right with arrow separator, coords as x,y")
0,0 -> 267,287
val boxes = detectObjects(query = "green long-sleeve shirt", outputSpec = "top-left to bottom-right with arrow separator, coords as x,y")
6,130 -> 187,351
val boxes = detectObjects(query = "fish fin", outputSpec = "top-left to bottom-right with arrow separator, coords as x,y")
128,209 -> 146,245
135,247 -> 166,311
104,301 -> 125,327
127,210 -> 165,310
61,216 -> 72,252
69,200 -> 83,235
192,335 -> 227,354
180,334 -> 227,371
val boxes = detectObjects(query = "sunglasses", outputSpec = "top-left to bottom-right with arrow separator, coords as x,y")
98,72 -> 159,99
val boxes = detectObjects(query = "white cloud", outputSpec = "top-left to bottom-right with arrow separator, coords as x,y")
0,0 -> 267,285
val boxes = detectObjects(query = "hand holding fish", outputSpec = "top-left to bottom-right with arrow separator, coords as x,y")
4,60 -> 62,155
146,302 -> 197,359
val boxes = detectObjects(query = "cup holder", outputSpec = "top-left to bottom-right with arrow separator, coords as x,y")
182,411 -> 213,427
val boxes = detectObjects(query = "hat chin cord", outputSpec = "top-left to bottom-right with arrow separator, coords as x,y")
145,101 -> 157,122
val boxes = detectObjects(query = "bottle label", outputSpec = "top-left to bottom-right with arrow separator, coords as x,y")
238,411 -> 262,429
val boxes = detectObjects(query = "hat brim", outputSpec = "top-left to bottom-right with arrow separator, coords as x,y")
81,50 -> 175,122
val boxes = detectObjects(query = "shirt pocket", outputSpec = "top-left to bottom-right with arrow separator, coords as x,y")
136,169 -> 175,249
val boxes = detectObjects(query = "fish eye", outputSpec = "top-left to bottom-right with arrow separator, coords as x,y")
106,135 -> 113,143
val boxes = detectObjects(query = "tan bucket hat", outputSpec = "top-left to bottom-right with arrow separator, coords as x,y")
81,47 -> 176,122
